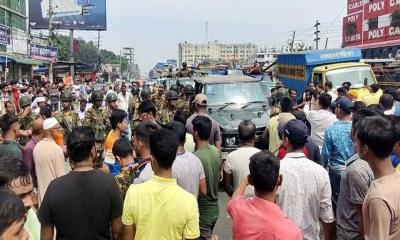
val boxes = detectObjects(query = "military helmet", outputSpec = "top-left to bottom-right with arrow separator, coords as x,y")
275,87 -> 290,101
183,85 -> 195,95
166,90 -> 179,100
131,85 -> 140,95
170,84 -> 179,93
19,96 -> 32,108
60,90 -> 73,101
140,87 -> 152,99
90,90 -> 104,102
106,93 -> 118,103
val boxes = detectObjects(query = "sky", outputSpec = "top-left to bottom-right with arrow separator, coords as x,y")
74,0 -> 347,74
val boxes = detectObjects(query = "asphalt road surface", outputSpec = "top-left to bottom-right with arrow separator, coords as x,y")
214,190 -> 233,240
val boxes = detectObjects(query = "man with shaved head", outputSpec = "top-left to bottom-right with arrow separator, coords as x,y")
23,117 -> 44,187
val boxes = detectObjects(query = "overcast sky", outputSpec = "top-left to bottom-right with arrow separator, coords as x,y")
76,0 -> 346,74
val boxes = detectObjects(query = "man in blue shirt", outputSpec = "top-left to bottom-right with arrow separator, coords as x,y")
322,98 -> 354,214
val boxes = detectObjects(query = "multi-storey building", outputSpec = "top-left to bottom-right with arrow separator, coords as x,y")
0,0 -> 42,81
178,41 -> 258,67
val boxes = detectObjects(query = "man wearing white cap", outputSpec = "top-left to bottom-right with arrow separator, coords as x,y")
32,96 -> 46,115
33,117 -> 66,205
186,94 -> 222,151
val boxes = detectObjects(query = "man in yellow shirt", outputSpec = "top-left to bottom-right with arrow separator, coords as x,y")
362,84 -> 383,106
121,128 -> 200,240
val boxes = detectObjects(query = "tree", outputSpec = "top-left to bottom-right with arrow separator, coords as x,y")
51,34 -> 130,73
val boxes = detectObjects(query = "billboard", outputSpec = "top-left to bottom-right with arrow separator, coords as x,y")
364,0 -> 388,20
342,12 -> 363,46
29,0 -> 107,30
30,44 -> 58,63
0,25 -> 9,45
348,0 -> 364,14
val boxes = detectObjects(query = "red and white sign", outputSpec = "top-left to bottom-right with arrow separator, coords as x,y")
347,0 -> 364,14
342,12 -> 363,46
363,27 -> 388,44
387,25 -> 400,40
388,0 -> 400,11
364,0 -> 388,20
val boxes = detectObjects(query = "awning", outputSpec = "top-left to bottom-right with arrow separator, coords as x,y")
0,54 -> 49,66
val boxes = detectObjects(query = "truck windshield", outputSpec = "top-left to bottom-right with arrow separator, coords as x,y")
206,82 -> 266,106
326,66 -> 375,89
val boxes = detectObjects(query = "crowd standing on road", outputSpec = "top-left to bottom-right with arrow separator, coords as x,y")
1,70 -> 400,240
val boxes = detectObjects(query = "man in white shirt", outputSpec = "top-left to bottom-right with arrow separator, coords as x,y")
304,93 -> 337,150
117,84 -> 133,139
277,119 -> 335,240
166,121 -> 207,198
117,84 -> 132,113
325,81 -> 338,101
224,120 -> 260,197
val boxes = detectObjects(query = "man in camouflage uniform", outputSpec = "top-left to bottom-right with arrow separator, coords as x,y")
18,96 -> 35,146
176,84 -> 195,114
113,138 -> 138,199
177,62 -> 192,78
152,85 -> 165,111
106,92 -> 118,117
83,90 -> 111,168
54,90 -> 80,136
159,90 -> 179,125
129,86 -> 141,130
270,87 -> 290,118
140,86 -> 152,102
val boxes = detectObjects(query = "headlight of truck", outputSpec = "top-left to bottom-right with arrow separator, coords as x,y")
225,137 -> 236,146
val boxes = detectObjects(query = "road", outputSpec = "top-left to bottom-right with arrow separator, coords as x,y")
214,190 -> 233,240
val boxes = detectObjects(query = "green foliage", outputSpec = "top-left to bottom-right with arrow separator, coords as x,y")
51,34 -> 130,72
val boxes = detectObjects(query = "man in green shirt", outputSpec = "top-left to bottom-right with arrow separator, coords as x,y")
193,116 -> 222,240
0,113 -> 23,160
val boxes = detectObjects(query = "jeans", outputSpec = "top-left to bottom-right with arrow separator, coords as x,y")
329,168 -> 344,216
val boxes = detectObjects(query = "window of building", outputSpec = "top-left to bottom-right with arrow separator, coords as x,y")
368,18 -> 378,30
391,10 -> 400,28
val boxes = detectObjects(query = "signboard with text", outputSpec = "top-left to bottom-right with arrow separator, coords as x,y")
343,0 -> 400,47
30,44 -> 58,63
342,12 -> 363,46
364,0 -> 388,20
29,0 -> 107,30
363,27 -> 388,44
0,25 -> 9,45
347,0 -> 364,14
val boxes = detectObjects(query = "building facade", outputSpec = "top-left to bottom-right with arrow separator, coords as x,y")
343,0 -> 400,59
178,41 -> 258,67
0,0 -> 43,82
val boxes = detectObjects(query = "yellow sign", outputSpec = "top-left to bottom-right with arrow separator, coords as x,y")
278,64 -> 306,81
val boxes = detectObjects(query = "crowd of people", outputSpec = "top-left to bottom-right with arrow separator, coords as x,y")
0,74 -> 400,240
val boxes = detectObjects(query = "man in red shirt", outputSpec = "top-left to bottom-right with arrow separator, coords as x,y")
227,151 -> 303,240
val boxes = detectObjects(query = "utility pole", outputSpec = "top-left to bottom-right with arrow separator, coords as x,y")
314,20 -> 321,50
325,38 -> 329,49
290,30 -> 296,52
96,31 -> 101,69
48,0 -> 54,83
69,30 -> 74,78
119,49 -> 122,78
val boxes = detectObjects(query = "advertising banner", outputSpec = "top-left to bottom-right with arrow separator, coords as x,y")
363,27 -> 388,44
0,25 -> 9,45
342,12 -> 363,46
388,0 -> 400,12
29,0 -> 107,30
348,0 -> 364,14
30,44 -> 58,63
364,0 -> 388,20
